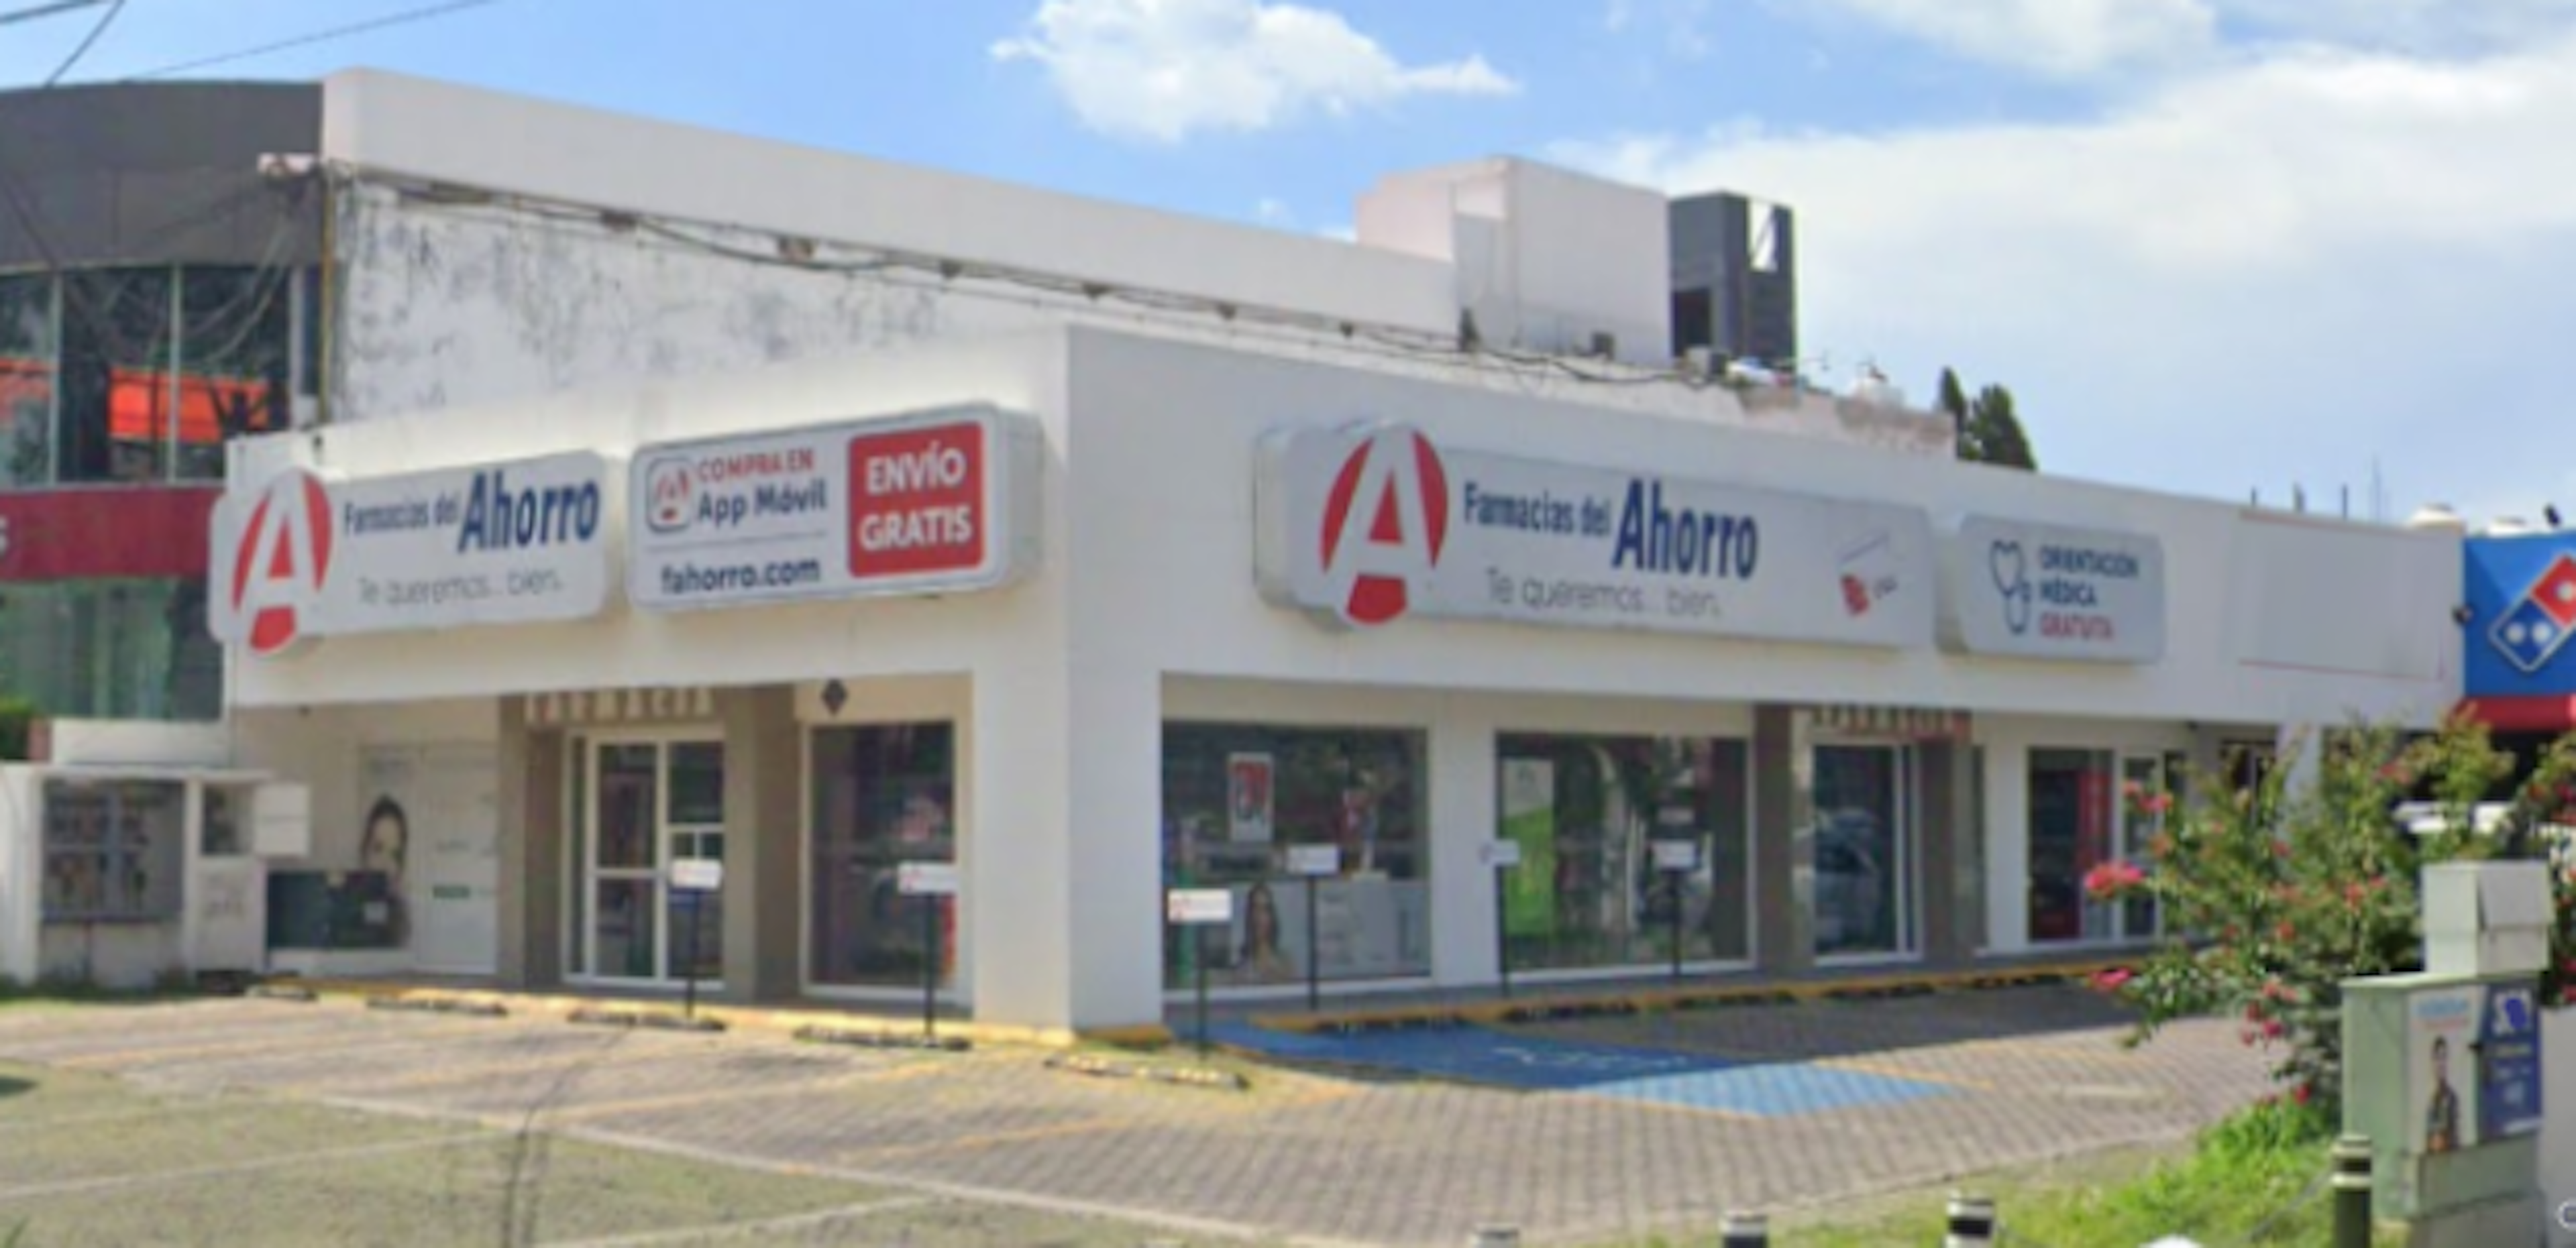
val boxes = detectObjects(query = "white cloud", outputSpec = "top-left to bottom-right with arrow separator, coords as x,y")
1809,0 -> 2218,78
1605,0 -> 1713,60
2216,0 -> 2576,56
1551,30 -> 2576,512
991,0 -> 1518,143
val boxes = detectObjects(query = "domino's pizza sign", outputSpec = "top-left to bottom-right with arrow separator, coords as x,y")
2463,533 -> 2576,697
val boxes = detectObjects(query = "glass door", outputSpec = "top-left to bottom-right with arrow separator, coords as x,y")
581,738 -> 724,982
1812,744 -> 1915,960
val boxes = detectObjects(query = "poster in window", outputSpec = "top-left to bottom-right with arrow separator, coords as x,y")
1499,758 -> 1558,938
1226,753 -> 1274,844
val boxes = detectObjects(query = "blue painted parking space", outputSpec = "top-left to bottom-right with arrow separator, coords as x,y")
1208,1021 -> 1961,1117
1206,1022 -> 1733,1090
1589,1063 -> 1958,1117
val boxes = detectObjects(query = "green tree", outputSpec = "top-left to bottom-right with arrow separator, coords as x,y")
1937,367 -> 1973,453
1966,383 -> 2039,471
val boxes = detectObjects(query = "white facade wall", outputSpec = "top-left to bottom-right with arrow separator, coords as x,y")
222,327 -> 2459,1027
2547,1013 -> 2576,1247
317,70 -> 1953,457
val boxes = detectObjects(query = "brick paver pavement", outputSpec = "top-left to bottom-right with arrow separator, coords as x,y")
0,987 -> 2276,1247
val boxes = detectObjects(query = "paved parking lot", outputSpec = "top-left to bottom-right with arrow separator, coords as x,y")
0,985 -> 2271,1247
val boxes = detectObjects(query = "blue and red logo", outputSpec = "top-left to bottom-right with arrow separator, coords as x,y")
2489,553 -> 2576,674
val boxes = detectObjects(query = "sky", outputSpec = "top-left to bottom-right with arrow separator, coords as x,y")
7,0 -> 2573,521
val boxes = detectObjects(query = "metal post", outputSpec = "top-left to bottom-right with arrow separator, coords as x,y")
1720,1211 -> 1768,1247
1944,1192 -> 1995,1247
920,894 -> 939,1040
1493,865 -> 1512,1001
1305,875 -> 1322,1013
2331,1135 -> 2373,1248
1193,923 -> 1212,1058
680,892 -> 701,1021
1666,866 -> 1685,982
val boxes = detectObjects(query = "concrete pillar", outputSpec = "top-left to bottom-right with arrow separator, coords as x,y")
969,650 -> 1163,1032
1982,742 -> 2030,955
1752,704 -> 1814,975
1430,702 -> 1499,988
719,685 -> 800,1004
1917,738 -> 1982,968
495,697 -> 565,989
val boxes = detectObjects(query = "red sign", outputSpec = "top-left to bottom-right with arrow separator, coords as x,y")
224,469 -> 335,657
0,486 -> 219,582
1318,429 -> 1451,626
848,421 -> 985,580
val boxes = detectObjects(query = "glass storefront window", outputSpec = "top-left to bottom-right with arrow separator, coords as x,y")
1813,744 -> 1911,958
2028,749 -> 2114,943
0,265 -> 304,486
0,273 -> 54,488
0,578 -> 219,721
1494,734 -> 1752,972
809,723 -> 957,990
42,779 -> 184,922
1162,724 -> 1430,990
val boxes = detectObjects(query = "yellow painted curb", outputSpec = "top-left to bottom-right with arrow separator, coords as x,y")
262,978 -> 1077,1050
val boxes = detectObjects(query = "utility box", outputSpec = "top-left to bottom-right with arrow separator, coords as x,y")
2422,860 -> 2551,978
2344,858 -> 2551,1247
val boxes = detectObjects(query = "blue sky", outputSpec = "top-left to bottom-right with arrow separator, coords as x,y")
10,0 -> 2576,522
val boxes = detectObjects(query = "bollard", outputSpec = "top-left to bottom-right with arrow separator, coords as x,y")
1721,1210 -> 1768,1247
1468,1227 -> 1521,1248
2330,1134 -> 2373,1248
1945,1192 -> 1996,1247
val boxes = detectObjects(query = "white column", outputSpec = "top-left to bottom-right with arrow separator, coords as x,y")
1430,700 -> 1498,988
1982,738 -> 2030,954
965,650 -> 1163,1033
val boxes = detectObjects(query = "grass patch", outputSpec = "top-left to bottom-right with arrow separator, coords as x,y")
1636,1100 -> 2403,1248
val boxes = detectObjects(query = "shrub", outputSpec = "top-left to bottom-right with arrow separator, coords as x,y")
2089,714 -> 2576,1113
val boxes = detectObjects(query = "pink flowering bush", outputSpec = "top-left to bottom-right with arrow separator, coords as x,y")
2086,714 -> 2576,1114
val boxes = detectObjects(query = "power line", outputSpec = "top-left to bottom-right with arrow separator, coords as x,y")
43,0 -> 123,87
122,0 -> 512,81
0,1 -> 108,30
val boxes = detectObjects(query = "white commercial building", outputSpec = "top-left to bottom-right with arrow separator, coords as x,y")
0,73 -> 2464,1031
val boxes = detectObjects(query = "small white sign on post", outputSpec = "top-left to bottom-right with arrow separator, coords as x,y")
1481,840 -> 1524,868
1652,840 -> 1700,872
1285,844 -> 1342,877
896,862 -> 961,897
1166,889 -> 1236,926
669,858 -> 724,893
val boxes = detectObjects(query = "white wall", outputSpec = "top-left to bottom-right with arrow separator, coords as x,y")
320,70 -> 1456,341
1353,159 -> 1672,365
2548,1011 -> 2575,1247
0,768 -> 35,985
319,74 -> 1952,457
1066,330 -> 2460,729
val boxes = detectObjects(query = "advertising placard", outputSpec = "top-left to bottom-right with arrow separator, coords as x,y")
1166,889 -> 1235,925
1941,515 -> 2166,664
2477,982 -> 2544,1139
1652,840 -> 1701,872
208,452 -> 614,658
629,405 -> 1042,612
2408,985 -> 2481,1155
1226,753 -> 1275,844
1498,758 -> 1557,937
896,862 -> 960,897
1254,422 -> 1935,648
669,858 -> 724,893
1285,844 -> 1342,877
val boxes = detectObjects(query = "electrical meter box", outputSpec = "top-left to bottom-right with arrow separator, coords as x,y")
2422,861 -> 2552,978
2343,969 -> 2546,1245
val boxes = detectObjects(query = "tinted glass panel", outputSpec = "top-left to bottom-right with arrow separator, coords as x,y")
0,273 -> 54,487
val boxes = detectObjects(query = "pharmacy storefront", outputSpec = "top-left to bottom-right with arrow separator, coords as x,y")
211,327 -> 2457,1031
